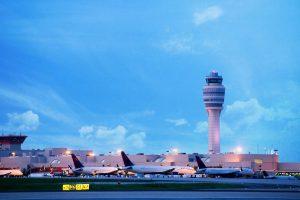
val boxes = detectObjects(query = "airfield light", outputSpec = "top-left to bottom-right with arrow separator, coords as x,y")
116,149 -> 122,155
88,152 -> 95,156
171,148 -> 179,154
235,146 -> 243,154
65,150 -> 71,155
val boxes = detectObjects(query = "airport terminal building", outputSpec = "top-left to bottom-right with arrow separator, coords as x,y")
0,134 -> 299,174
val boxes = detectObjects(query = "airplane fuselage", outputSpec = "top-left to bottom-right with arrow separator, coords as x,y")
198,168 -> 254,177
172,166 -> 196,175
124,165 -> 175,174
74,166 -> 118,175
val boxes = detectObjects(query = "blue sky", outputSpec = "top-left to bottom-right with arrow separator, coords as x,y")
0,0 -> 299,161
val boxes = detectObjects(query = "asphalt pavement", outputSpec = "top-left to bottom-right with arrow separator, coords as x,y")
1,191 -> 300,200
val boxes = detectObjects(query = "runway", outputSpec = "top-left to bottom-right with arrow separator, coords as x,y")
1,191 -> 300,200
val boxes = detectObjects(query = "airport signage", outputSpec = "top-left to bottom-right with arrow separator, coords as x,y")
62,184 -> 90,191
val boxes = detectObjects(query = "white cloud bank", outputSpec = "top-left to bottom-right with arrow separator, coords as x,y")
194,6 -> 223,25
194,98 -> 296,138
166,118 -> 188,126
7,110 -> 39,131
0,83 -> 76,124
79,125 -> 146,149
224,98 -> 294,128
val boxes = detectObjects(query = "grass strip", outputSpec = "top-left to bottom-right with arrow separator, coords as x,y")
1,178 -> 298,192
0,178 -> 244,192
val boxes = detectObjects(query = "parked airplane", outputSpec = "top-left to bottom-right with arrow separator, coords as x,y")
195,155 -> 254,177
262,171 -> 297,180
120,151 -> 175,175
70,154 -> 119,176
0,169 -> 23,177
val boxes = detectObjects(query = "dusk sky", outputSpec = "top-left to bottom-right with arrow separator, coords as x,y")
0,1 -> 299,161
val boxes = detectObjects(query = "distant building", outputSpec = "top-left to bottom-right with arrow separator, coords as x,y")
0,134 -> 299,173
0,134 -> 92,169
0,134 -> 27,152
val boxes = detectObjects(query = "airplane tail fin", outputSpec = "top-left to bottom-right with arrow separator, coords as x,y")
121,151 -> 134,167
71,154 -> 84,168
195,155 -> 206,169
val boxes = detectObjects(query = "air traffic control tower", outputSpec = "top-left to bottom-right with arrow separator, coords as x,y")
203,70 -> 225,154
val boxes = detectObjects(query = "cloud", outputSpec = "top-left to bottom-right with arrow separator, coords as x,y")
194,6 -> 223,25
225,98 -> 273,126
220,121 -> 234,136
78,124 -> 146,149
160,34 -> 212,54
194,121 -> 208,133
224,98 -> 295,128
6,110 -> 39,131
166,118 -> 188,126
126,132 -> 146,149
160,35 -> 193,54
160,8 -> 223,54
78,125 -> 94,138
95,125 -> 127,145
121,110 -> 155,119
0,82 -> 77,124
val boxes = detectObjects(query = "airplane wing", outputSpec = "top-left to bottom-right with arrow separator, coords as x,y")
162,168 -> 175,174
